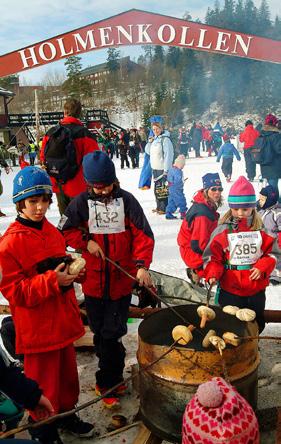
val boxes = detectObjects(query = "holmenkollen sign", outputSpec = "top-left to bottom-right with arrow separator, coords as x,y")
1,9 -> 281,77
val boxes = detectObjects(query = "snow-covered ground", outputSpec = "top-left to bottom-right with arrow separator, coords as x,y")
0,147 -> 280,313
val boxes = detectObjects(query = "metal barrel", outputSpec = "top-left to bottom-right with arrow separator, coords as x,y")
137,305 -> 259,442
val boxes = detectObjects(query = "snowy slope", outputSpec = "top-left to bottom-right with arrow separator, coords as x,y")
0,148 -> 280,314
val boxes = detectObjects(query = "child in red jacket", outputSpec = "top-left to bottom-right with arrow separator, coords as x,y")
59,151 -> 154,409
0,167 -> 94,443
204,176 -> 276,332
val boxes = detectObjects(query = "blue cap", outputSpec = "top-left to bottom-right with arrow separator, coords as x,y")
13,167 -> 52,203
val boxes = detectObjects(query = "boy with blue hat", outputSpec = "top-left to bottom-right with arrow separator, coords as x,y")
0,166 -> 94,443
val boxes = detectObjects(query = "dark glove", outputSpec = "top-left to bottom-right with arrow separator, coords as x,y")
134,283 -> 157,308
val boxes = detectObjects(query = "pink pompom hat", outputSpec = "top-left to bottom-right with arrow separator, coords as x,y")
182,377 -> 259,444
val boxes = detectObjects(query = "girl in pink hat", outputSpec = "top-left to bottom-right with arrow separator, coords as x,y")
204,176 -> 276,331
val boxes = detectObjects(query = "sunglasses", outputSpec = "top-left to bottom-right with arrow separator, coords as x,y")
209,187 -> 223,192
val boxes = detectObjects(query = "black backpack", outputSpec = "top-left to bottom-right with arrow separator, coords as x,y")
44,124 -> 81,184
250,135 -> 273,165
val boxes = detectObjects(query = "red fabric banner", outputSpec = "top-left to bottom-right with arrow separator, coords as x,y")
1,9 -> 281,77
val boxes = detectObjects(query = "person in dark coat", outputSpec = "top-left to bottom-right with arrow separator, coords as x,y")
177,173 -> 223,285
192,123 -> 203,158
0,345 -> 54,442
258,114 -> 281,199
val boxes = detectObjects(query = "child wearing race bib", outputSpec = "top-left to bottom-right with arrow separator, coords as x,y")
59,151 -> 155,408
204,176 -> 276,332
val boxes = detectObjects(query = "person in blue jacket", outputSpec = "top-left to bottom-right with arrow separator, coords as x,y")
165,155 -> 187,220
216,134 -> 241,182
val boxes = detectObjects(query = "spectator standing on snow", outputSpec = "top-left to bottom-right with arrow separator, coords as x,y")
239,120 -> 260,182
59,151 -> 154,409
178,127 -> 189,157
192,122 -> 203,158
145,120 -> 174,214
165,155 -> 187,220
216,134 -> 241,182
257,185 -> 281,284
40,98 -> 99,215
119,130 -> 130,169
177,173 -> 223,285
255,114 -> 281,196
204,176 -> 276,332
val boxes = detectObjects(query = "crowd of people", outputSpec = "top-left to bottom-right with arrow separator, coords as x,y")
0,100 -> 280,443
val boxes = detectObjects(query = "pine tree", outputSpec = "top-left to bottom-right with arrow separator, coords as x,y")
107,48 -> 120,72
0,75 -> 19,90
166,47 -> 181,68
63,55 -> 91,99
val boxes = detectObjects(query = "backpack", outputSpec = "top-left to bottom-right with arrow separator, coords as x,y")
250,136 -> 273,165
44,124 -> 81,184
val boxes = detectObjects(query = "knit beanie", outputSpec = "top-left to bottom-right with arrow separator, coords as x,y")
82,151 -> 116,186
174,155 -> 186,168
260,185 -> 279,209
264,113 -> 278,127
228,176 -> 256,208
202,173 -> 222,190
182,377 -> 259,444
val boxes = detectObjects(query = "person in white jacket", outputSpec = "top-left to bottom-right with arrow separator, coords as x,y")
145,122 -> 174,214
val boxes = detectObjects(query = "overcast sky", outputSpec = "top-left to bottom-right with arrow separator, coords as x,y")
1,0 -> 280,84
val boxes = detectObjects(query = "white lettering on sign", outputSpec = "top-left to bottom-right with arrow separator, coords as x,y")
136,24 -> 153,43
116,25 -> 134,44
232,34 -> 253,55
19,47 -> 39,68
73,30 -> 96,51
57,38 -> 74,57
158,24 -> 176,44
99,27 -> 114,46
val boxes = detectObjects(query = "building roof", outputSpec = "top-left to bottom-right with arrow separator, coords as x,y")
80,56 -> 141,76
0,87 -> 15,98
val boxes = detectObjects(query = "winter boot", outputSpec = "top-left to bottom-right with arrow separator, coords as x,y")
58,413 -> 95,438
165,213 -> 177,220
95,385 -> 120,409
28,416 -> 63,444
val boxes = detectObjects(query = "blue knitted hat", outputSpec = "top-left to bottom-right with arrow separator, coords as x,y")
83,151 -> 116,185
202,173 -> 222,189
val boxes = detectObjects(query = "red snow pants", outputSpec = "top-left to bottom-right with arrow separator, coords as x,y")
24,344 -> 79,416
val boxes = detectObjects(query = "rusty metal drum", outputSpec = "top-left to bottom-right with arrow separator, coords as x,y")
137,304 -> 259,442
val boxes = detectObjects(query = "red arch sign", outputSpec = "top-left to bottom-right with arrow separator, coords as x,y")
1,9 -> 281,77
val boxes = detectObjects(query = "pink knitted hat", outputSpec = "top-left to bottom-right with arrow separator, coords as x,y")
182,377 -> 259,444
228,176 -> 256,208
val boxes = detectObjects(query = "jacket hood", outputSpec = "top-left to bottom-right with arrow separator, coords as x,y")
262,125 -> 280,133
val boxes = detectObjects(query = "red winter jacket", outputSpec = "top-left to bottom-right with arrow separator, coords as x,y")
0,219 -> 84,354
239,125 -> 260,150
60,187 -> 154,299
40,116 -> 99,197
177,190 -> 220,273
204,218 -> 276,296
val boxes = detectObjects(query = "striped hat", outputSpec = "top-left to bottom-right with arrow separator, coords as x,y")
228,176 -> 256,208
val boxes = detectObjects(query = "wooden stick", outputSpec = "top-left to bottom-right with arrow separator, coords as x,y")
0,341 -> 179,439
98,421 -> 141,439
